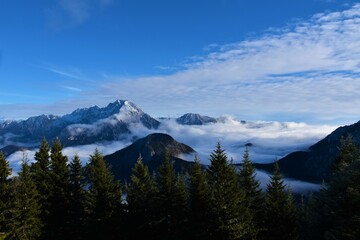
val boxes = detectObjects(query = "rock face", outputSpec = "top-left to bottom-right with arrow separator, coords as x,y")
176,113 -> 217,125
104,133 -> 196,181
0,100 -> 160,147
256,121 -> 360,183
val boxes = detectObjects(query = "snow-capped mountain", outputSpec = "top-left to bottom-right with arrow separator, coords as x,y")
176,113 -> 217,125
0,100 -> 159,147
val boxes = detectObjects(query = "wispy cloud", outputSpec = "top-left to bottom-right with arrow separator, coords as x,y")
75,3 -> 360,124
39,65 -> 81,79
46,0 -> 113,28
62,86 -> 82,92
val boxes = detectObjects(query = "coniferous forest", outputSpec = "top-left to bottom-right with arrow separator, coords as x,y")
0,137 -> 360,240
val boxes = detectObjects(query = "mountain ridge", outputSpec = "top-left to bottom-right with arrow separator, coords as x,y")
0,100 -> 159,147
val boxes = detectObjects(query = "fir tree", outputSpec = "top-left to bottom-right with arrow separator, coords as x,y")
126,155 -> 158,239
207,143 -> 252,240
188,156 -> 210,240
30,138 -> 51,238
86,149 -> 122,240
264,161 -> 298,240
68,155 -> 87,240
47,138 -> 70,240
238,146 -> 264,238
0,152 -> 11,235
6,157 -> 41,240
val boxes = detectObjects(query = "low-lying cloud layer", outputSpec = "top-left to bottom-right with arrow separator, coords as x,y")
129,117 -> 337,165
6,117 -> 335,192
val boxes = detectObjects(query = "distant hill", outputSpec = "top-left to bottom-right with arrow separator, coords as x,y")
104,133 -> 196,181
0,145 -> 29,157
256,121 -> 360,183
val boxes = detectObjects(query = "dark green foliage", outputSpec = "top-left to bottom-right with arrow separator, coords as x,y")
238,147 -> 264,238
30,139 -> 51,238
47,138 -> 70,240
126,155 -> 158,239
265,161 -> 298,240
0,152 -> 11,234
173,174 -> 189,237
154,153 -> 191,239
68,155 -> 87,240
4,137 -> 360,240
156,153 -> 185,239
188,156 -> 210,240
86,149 -> 122,240
314,136 -> 360,240
207,143 -> 252,240
6,158 -> 42,240
298,194 -> 316,240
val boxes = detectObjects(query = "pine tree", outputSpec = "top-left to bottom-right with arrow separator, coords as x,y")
6,157 -> 41,240
30,138 -> 51,238
238,147 -> 264,238
68,155 -> 87,240
86,149 -> 122,240
207,142 -> 252,240
126,155 -> 158,239
47,138 -> 70,240
188,156 -> 210,240
264,161 -> 298,240
0,152 -> 11,236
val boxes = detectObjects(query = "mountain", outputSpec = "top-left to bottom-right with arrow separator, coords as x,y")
176,113 -> 217,125
0,100 -> 159,147
104,133 -> 196,181
255,120 -> 360,183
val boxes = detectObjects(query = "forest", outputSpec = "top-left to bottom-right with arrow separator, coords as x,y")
0,136 -> 359,240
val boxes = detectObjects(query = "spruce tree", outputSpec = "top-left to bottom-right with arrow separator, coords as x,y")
30,138 -> 51,238
207,143 -> 252,240
315,136 -> 360,240
264,161 -> 298,240
86,149 -> 122,240
173,174 -> 189,238
68,155 -> 87,240
47,138 -> 70,240
126,155 -> 158,239
0,152 -> 11,236
188,156 -> 210,240
6,157 -> 41,240
238,147 -> 264,238
156,153 -> 178,239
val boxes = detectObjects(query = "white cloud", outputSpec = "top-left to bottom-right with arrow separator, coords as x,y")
75,3 -> 360,124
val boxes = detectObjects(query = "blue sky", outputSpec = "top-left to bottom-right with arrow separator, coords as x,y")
1,0 -> 360,124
